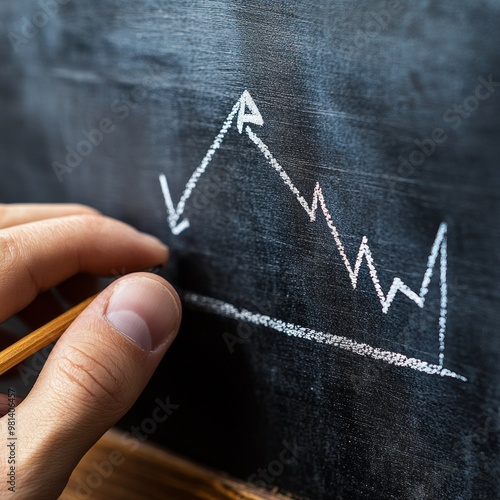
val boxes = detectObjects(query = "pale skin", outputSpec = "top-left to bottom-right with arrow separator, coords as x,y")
0,204 -> 182,499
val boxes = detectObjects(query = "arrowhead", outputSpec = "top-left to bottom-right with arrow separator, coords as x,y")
237,90 -> 264,134
159,173 -> 191,235
171,219 -> 190,235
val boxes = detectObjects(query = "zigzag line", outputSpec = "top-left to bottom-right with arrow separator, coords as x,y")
245,126 -> 448,367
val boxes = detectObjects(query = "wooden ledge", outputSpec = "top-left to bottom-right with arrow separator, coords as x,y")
61,428 -> 296,500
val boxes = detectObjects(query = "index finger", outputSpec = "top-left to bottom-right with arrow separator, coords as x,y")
0,214 -> 168,323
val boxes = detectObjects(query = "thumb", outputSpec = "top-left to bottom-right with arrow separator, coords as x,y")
16,273 -> 181,498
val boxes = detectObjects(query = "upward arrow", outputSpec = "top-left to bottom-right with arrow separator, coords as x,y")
159,90 -> 264,235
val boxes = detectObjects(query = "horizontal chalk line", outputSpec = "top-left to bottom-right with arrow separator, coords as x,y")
183,291 -> 467,382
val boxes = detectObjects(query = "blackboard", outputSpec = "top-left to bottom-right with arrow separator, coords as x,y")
1,1 -> 500,498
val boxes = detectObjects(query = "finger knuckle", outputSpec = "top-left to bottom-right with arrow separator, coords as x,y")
56,345 -> 126,412
0,231 -> 42,298
0,232 -> 21,271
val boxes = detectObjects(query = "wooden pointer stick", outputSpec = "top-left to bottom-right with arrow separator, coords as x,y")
0,293 -> 99,376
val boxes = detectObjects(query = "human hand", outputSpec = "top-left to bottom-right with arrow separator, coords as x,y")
0,204 -> 181,499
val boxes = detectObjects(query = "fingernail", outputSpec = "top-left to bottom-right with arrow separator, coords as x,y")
105,277 -> 180,351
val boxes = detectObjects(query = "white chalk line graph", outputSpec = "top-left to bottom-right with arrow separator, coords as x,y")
158,90 -> 467,382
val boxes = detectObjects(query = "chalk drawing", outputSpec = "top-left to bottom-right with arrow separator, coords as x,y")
159,90 -> 466,382
183,291 -> 466,382
159,91 -> 262,235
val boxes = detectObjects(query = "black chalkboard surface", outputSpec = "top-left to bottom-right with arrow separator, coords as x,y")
1,2 -> 500,498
